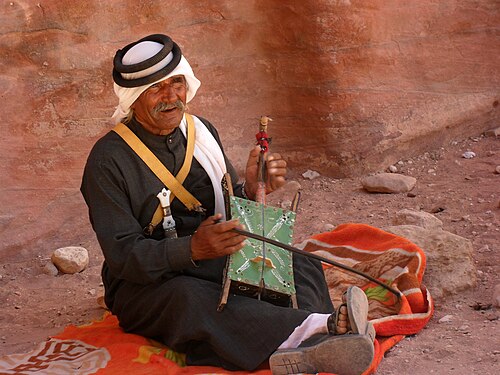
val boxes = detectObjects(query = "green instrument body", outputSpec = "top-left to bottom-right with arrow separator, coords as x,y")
222,196 -> 296,307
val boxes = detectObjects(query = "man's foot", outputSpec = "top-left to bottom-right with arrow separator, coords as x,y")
269,334 -> 374,375
327,286 -> 375,340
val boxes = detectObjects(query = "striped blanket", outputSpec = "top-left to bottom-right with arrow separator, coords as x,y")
0,223 -> 433,374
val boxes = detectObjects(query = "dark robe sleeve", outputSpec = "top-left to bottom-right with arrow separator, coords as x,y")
81,139 -> 194,286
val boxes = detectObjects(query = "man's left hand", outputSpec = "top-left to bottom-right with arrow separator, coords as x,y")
243,146 -> 287,200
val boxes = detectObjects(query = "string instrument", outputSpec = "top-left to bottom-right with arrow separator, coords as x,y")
218,116 -> 300,311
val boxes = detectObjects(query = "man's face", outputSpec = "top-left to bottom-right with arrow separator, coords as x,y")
131,75 -> 187,135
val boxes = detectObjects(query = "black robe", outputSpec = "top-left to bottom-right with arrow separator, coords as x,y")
80,115 -> 333,370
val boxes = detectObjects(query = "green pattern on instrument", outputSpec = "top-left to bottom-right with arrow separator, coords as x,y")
227,196 -> 296,295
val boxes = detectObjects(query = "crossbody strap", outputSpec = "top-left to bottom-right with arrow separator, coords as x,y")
113,114 -> 202,233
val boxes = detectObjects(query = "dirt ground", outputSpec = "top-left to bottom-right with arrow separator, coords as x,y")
0,134 -> 498,374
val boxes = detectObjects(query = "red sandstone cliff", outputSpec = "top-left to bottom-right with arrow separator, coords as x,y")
0,0 -> 498,259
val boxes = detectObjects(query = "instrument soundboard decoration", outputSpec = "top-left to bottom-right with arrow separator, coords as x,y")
218,116 -> 300,311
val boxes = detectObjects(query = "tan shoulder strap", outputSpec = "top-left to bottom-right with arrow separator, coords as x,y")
112,114 -> 202,228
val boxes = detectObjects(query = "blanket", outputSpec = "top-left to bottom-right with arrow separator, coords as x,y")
0,223 -> 433,374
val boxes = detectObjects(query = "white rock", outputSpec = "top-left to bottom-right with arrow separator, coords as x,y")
302,170 -> 320,180
462,151 -> 476,159
51,246 -> 89,274
388,165 -> 398,173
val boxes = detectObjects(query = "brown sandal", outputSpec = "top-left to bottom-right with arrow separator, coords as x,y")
327,286 -> 375,341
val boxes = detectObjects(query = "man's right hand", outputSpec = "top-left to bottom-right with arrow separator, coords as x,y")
190,213 -> 246,261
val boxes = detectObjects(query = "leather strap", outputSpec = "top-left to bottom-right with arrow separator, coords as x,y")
112,113 -> 202,233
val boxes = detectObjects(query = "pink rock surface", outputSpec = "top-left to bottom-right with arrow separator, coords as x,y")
0,1 -> 498,260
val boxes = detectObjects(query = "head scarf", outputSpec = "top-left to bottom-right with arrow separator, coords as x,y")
111,34 -> 201,124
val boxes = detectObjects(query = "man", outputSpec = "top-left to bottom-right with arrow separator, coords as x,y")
81,34 -> 374,374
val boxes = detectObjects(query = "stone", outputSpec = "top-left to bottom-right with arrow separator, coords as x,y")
484,126 -> 500,137
494,284 -> 500,308
302,170 -> 320,180
392,209 -> 443,230
438,315 -> 453,324
361,173 -> 417,193
385,225 -> 476,299
388,165 -> 398,173
42,262 -> 59,276
51,246 -> 89,274
321,223 -> 336,232
495,166 -> 500,174
268,180 -> 302,208
462,151 -> 476,159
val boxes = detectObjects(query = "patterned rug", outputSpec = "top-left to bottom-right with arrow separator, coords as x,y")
0,223 -> 433,374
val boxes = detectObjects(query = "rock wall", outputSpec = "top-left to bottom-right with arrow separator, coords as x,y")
0,0 -> 498,259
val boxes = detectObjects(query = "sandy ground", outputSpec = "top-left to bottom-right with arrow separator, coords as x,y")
0,135 -> 498,374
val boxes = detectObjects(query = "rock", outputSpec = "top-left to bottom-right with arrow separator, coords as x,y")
494,284 -> 500,308
302,170 -> 320,180
42,262 -> 59,276
97,295 -> 108,310
268,180 -> 302,208
51,246 -> 89,274
407,192 -> 417,198
462,151 -> 476,159
392,209 -> 443,230
361,173 -> 417,193
495,166 -> 500,174
321,223 -> 336,232
385,225 -> 476,299
388,165 -> 398,173
484,126 -> 500,137
438,315 -> 453,324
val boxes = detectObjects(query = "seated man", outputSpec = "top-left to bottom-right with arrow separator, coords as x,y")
81,33 -> 374,375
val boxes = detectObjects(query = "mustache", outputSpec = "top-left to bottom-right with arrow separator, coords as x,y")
152,100 -> 186,115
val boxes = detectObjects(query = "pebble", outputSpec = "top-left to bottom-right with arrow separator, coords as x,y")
438,314 -> 453,323
495,166 -> 500,174
302,170 -> 320,180
397,161 -> 404,166
388,165 -> 398,173
428,169 -> 436,174
42,262 -> 59,276
458,324 -> 470,332
407,192 -> 417,198
493,284 -> 500,308
462,151 -> 476,159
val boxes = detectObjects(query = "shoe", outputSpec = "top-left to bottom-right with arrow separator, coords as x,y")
269,334 -> 374,375
327,286 -> 375,341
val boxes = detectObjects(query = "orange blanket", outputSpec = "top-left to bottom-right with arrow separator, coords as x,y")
0,224 -> 433,374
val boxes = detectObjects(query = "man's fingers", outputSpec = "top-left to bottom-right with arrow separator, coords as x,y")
246,146 -> 261,168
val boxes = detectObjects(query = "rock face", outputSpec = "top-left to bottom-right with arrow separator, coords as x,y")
385,225 -> 477,299
0,1 -> 498,261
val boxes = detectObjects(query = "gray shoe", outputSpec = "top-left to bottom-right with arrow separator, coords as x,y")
269,334 -> 374,375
